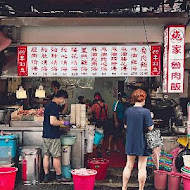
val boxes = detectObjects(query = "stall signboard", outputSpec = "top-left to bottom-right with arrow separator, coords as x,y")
163,26 -> 185,93
17,45 -> 161,77
17,46 -> 28,76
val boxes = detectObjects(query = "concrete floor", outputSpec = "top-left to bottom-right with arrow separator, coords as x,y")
15,184 -> 154,190
14,168 -> 155,190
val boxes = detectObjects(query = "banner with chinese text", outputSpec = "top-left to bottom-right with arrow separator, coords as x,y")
17,45 -> 161,77
163,26 -> 185,93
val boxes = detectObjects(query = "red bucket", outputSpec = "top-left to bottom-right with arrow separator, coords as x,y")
154,170 -> 168,190
0,167 -> 18,190
71,169 -> 97,190
168,172 -> 181,190
88,158 -> 109,180
182,174 -> 190,190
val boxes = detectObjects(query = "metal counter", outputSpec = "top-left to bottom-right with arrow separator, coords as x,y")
0,122 -> 85,169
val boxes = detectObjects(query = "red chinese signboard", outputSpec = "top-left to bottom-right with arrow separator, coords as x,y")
163,26 -> 185,93
17,46 -> 28,76
17,45 -> 161,77
151,46 -> 161,76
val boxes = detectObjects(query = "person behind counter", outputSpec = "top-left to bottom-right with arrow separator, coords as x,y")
49,81 -> 68,114
122,89 -> 154,190
43,90 -> 71,183
78,95 -> 86,104
90,94 -> 108,157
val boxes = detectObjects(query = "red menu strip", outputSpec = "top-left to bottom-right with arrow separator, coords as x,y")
17,46 -> 28,76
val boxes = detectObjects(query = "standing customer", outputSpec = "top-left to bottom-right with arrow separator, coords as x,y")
43,90 -> 70,183
122,89 -> 154,190
106,92 -> 129,155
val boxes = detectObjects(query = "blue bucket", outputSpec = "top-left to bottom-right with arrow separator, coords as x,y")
61,164 -> 71,179
94,132 -> 104,145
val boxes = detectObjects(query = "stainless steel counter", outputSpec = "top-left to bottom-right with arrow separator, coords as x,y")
0,123 -> 85,169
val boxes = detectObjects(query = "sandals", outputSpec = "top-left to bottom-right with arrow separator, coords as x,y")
106,149 -> 111,155
113,149 -> 121,153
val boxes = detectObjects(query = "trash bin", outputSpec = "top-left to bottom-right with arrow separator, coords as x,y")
168,172 -> 181,190
21,147 -> 42,185
154,170 -> 168,190
0,167 -> 18,190
88,158 -> 109,180
71,168 -> 97,190
182,174 -> 190,190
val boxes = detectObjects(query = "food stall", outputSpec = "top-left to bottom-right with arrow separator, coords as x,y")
0,24 -> 189,186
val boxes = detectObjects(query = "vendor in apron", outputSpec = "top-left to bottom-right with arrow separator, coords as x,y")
90,93 -> 108,157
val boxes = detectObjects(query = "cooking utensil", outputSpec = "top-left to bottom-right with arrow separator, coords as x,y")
173,126 -> 187,134
0,109 -> 6,122
175,141 -> 190,173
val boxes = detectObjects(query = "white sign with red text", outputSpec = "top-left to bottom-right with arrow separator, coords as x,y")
167,26 -> 185,93
17,45 -> 161,77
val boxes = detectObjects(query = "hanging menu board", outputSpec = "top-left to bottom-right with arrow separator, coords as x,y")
17,45 -> 161,77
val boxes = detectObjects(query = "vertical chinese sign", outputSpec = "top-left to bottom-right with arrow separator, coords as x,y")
17,46 -> 28,76
163,26 -> 185,93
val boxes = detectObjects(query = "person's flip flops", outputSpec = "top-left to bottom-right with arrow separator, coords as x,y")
106,149 -> 111,155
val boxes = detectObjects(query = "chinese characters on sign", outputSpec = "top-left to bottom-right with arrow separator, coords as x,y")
17,45 -> 161,77
163,26 -> 185,93
17,46 -> 27,76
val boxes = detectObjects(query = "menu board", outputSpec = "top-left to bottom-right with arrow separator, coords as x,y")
18,45 -> 161,77
163,26 -> 185,93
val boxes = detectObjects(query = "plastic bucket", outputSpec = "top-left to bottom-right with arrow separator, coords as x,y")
182,174 -> 190,190
71,168 -> 97,190
61,135 -> 77,146
0,167 -> 18,190
86,135 -> 95,153
94,132 -> 104,145
88,158 -> 109,180
183,155 -> 190,167
61,146 -> 71,165
154,170 -> 168,190
168,172 -> 181,190
61,164 -> 71,179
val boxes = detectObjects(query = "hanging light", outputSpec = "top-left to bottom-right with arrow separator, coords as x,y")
35,85 -> 45,98
16,86 -> 27,99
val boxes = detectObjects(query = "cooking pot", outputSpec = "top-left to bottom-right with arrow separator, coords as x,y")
0,109 -> 7,122
175,147 -> 190,173
173,126 -> 187,134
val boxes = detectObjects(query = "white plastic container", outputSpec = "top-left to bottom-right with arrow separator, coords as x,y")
86,135 -> 95,153
85,125 -> 95,138
61,146 -> 71,166
96,127 -> 104,135
183,155 -> 190,167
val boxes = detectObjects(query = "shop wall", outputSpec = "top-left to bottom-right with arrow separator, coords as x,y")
21,26 -> 164,43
